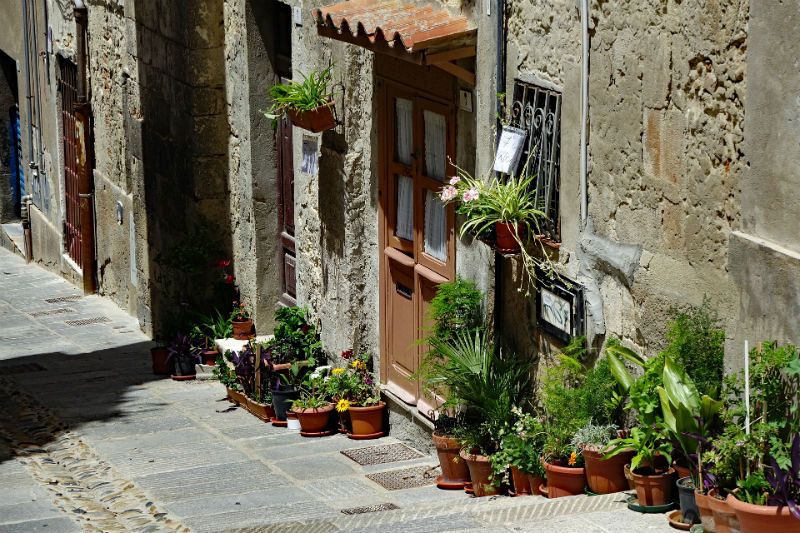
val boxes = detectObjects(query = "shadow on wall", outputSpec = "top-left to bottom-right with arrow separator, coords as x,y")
131,0 -> 234,339
0,341 -> 176,464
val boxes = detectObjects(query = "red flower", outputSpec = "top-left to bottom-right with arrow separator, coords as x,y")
301,324 -> 310,334
217,259 -> 231,268
341,349 -> 353,359
224,274 -> 235,284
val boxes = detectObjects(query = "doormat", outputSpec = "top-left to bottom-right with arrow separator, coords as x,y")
341,443 -> 425,466
29,308 -> 74,318
44,295 -> 82,303
366,465 -> 438,490
340,502 -> 400,515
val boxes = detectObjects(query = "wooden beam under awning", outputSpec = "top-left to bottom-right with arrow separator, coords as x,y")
312,0 -> 477,86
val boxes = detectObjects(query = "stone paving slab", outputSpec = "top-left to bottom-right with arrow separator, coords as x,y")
0,248 -> 675,533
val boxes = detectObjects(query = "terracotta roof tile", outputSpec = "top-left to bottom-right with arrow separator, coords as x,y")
312,0 -> 476,53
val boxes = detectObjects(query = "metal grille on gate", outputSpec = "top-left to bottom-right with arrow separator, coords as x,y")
58,58 -> 82,266
510,81 -> 562,241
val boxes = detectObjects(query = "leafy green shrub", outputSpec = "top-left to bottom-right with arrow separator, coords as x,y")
427,277 -> 484,346
268,66 -> 333,115
262,306 -> 323,365
491,408 -> 547,482
663,299 -> 725,398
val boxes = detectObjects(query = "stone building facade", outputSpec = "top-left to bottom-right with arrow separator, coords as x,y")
1,0 -> 798,434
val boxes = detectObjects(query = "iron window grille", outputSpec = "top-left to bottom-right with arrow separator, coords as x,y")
509,81 -> 562,241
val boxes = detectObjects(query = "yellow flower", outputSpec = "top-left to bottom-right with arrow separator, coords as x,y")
568,451 -> 578,466
332,368 -> 345,376
351,360 -> 366,370
336,398 -> 351,412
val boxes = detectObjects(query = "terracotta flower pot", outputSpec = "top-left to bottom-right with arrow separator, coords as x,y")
201,349 -> 218,366
292,404 -> 334,434
151,346 -> 171,375
232,318 -> 254,340
460,450 -> 498,497
707,489 -> 740,533
544,459 -> 586,498
432,432 -> 470,489
727,492 -> 800,533
630,467 -> 675,507
494,222 -> 526,254
695,490 -> 717,532
348,402 -> 385,439
287,101 -> 336,133
527,474 -> 546,496
247,398 -> 275,422
583,447 -> 634,494
511,466 -> 532,495
226,386 -> 246,406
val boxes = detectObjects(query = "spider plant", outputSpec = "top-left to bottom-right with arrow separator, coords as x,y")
267,65 -> 333,116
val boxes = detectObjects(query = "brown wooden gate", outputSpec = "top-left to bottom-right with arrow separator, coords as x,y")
59,58 -> 82,266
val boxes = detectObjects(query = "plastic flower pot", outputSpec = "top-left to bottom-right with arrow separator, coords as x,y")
287,101 -> 336,133
494,222 -> 526,254
151,346 -> 171,375
543,459 -> 586,498
695,490 -> 717,533
727,492 -> 800,533
292,403 -> 334,435
527,474 -> 546,496
583,448 -> 634,494
246,398 -> 275,422
171,357 -> 197,380
201,349 -> 218,366
708,489 -> 741,533
511,466 -> 532,495
232,318 -> 253,340
347,402 -> 386,439
460,450 -> 499,497
629,467 -> 675,507
271,387 -> 300,421
676,476 -> 700,525
432,431 -> 470,490
226,387 -> 246,406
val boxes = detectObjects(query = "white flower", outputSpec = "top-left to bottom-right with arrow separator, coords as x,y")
440,186 -> 458,202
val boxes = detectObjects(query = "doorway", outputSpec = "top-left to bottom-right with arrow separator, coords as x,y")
0,50 -> 22,222
378,58 -> 457,416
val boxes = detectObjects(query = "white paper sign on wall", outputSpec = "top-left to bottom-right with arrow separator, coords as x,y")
492,126 -> 527,175
301,136 -> 318,175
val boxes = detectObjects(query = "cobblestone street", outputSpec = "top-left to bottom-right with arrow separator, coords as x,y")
0,248 -> 673,532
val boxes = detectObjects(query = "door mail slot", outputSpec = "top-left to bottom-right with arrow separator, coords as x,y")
395,283 -> 413,300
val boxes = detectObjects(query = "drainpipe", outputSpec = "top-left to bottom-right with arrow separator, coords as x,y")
21,0 -> 35,169
493,0 -> 506,346
579,0 -> 589,227
74,0 -> 87,100
21,194 -> 33,262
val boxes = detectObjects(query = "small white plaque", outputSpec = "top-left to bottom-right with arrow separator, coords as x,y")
459,89 -> 473,113
301,136 -> 318,175
493,126 -> 527,174
293,6 -> 303,25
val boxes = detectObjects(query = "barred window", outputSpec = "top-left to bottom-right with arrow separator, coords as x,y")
510,81 -> 562,241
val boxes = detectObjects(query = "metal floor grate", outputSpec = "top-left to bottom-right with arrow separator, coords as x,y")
65,316 -> 110,327
340,502 -> 400,515
44,295 -> 82,303
29,308 -> 74,318
341,443 -> 425,466
0,363 -> 46,374
366,465 -> 437,491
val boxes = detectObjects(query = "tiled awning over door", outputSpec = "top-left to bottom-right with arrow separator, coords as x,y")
312,0 -> 477,84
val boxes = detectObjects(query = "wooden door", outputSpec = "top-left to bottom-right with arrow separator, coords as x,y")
59,58 -> 82,266
379,79 -> 456,413
277,112 -> 296,306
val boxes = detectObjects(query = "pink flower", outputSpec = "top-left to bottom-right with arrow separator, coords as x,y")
462,188 -> 479,202
449,176 -> 461,185
440,186 -> 458,202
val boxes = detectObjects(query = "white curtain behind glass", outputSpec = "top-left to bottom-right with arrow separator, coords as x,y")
424,190 -> 447,262
396,98 -> 413,165
396,175 -> 414,241
424,110 -> 446,181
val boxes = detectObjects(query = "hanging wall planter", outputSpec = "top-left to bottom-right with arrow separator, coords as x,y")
287,102 -> 336,133
267,66 -> 338,134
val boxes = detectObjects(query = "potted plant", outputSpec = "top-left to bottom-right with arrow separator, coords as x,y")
230,301 -> 253,340
330,352 -> 385,439
605,424 -> 675,506
271,360 -> 306,425
430,414 -> 471,490
491,408 -> 547,496
571,421 -> 631,495
213,351 -> 246,405
428,331 -> 531,497
193,310 -> 233,365
267,66 -> 336,133
166,333 -> 200,380
291,373 -> 334,437
151,344 -> 171,375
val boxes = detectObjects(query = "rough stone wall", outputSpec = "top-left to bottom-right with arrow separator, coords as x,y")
505,0 -> 748,358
